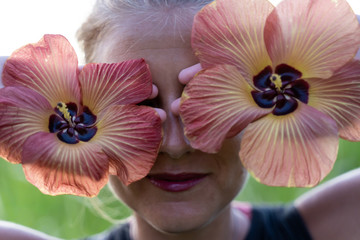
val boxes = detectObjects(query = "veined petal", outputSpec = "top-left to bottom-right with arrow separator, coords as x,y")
0,87 -> 52,163
2,34 -> 81,106
80,59 -> 152,114
94,105 -> 162,185
192,0 -> 273,77
240,103 -> 338,187
308,60 -> 360,141
180,65 -> 271,153
265,0 -> 360,79
22,132 -> 109,197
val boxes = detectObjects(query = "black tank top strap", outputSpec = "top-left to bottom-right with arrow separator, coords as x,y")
244,205 -> 313,240
82,222 -> 131,240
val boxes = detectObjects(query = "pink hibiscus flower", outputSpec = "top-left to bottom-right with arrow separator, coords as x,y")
180,0 -> 360,187
0,35 -> 162,196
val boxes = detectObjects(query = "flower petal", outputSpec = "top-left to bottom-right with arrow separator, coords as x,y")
2,34 -> 81,107
272,96 -> 298,116
79,59 -> 152,114
192,0 -> 274,77
286,79 -> 309,104
76,107 -> 97,126
77,127 -> 98,142
49,114 -> 68,133
265,0 -> 360,79
251,90 -> 277,108
22,132 -> 109,197
240,103 -> 339,187
275,64 -> 302,83
94,105 -> 162,185
253,66 -> 273,90
180,65 -> 271,153
0,87 -> 52,163
308,60 -> 360,141
57,129 -> 79,144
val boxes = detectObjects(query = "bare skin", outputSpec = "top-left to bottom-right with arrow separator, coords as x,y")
295,169 -> 360,240
0,221 -> 60,240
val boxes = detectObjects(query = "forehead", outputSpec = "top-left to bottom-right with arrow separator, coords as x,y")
99,11 -> 199,90
102,11 -> 195,61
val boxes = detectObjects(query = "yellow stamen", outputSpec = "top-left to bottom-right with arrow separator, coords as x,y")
270,74 -> 282,91
56,102 -> 72,123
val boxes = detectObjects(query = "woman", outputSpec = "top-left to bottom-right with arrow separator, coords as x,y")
1,0 -> 360,239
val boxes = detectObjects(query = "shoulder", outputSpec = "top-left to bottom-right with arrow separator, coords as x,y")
82,221 -> 130,240
295,169 -> 360,240
232,202 -> 312,240
0,221 -> 60,240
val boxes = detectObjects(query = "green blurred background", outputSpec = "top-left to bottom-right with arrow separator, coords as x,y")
0,139 -> 359,239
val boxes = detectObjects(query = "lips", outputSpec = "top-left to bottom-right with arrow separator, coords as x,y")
147,173 -> 208,192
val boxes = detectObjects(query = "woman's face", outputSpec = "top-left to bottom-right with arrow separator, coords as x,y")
98,11 -> 247,233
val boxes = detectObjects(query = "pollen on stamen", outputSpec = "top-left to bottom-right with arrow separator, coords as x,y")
270,74 -> 282,91
56,102 -> 72,123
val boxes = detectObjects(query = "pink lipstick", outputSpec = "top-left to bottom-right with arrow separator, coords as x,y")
147,173 -> 208,192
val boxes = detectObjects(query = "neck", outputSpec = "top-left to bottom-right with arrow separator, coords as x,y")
130,204 -> 250,240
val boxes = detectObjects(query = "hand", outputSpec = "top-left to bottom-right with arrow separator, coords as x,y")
150,84 -> 166,122
171,63 -> 203,115
0,56 -> 8,88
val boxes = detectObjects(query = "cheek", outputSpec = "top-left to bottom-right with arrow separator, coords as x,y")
108,175 -> 161,215
108,175 -> 143,211
108,176 -> 126,201
214,136 -> 248,196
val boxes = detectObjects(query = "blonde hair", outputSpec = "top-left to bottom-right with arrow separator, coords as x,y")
77,0 -> 213,63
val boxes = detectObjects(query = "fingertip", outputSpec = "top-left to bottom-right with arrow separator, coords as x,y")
150,84 -> 159,99
0,56 -> 8,88
171,98 -> 181,116
178,63 -> 202,84
356,48 -> 360,60
155,108 -> 166,123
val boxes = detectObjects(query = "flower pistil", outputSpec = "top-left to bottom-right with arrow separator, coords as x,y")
270,74 -> 282,91
49,102 -> 97,144
251,64 -> 309,116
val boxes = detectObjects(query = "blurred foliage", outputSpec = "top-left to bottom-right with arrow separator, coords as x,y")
0,139 -> 359,239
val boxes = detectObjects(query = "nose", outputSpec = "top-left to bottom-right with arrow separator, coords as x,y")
160,110 -> 193,159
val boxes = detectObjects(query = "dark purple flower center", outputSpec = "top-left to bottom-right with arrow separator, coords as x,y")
48,102 -> 97,144
251,64 -> 309,116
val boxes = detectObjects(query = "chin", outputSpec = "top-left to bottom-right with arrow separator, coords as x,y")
139,205 -> 219,234
133,186 -> 233,234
